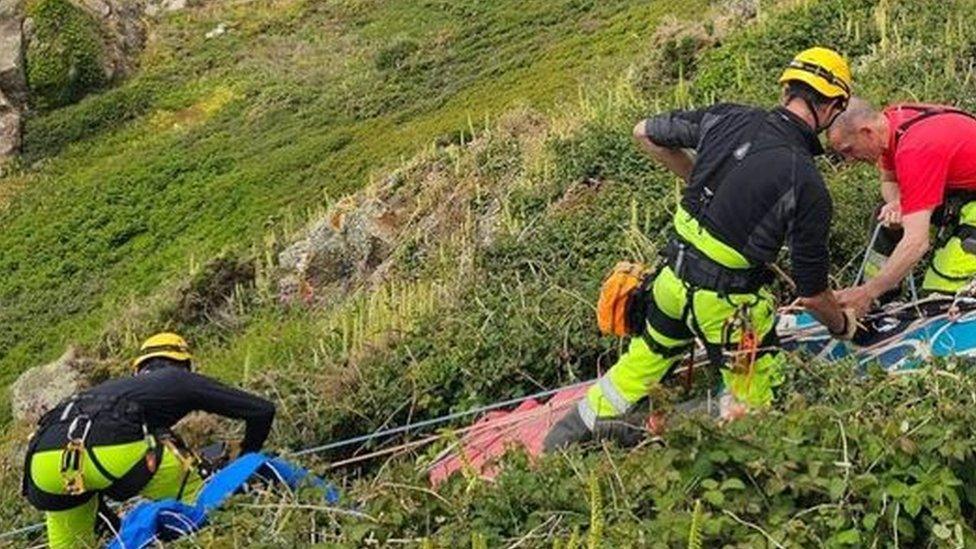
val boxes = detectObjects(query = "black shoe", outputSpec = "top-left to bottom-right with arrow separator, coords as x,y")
592,415 -> 646,447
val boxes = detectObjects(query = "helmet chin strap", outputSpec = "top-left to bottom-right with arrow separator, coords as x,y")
802,97 -> 823,131
799,96 -> 845,133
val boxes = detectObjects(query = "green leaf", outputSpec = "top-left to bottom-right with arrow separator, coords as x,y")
932,523 -> 952,540
886,480 -> 909,498
828,477 -> 846,500
904,495 -> 922,517
703,490 -> 725,506
862,513 -> 878,530
708,450 -> 729,464
700,479 -> 719,490
721,478 -> 746,491
830,529 -> 861,545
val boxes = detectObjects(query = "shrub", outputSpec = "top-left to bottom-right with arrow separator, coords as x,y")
25,0 -> 106,110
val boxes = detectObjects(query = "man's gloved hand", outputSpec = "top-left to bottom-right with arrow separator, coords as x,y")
592,416 -> 646,447
829,307 -> 859,341
198,441 -> 234,478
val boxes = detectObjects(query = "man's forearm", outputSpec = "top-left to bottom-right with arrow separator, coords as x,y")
864,235 -> 928,297
632,121 -> 694,181
645,145 -> 694,181
880,176 -> 899,204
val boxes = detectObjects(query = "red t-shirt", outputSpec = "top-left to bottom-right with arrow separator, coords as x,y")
879,104 -> 976,214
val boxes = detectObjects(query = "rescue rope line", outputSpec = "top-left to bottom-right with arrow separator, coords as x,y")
291,381 -> 592,457
854,224 -> 884,286
0,522 -> 44,540
322,396 -> 580,471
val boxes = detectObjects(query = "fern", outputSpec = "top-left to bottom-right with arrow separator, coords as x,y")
687,499 -> 703,549
587,471 -> 604,549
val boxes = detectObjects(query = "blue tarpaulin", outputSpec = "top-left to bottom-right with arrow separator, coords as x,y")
105,453 -> 340,549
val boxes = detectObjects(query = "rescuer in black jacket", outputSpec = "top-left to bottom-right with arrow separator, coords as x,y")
22,332 -> 276,549
545,47 -> 858,450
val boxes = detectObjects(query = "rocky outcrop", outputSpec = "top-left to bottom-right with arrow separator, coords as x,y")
72,0 -> 189,81
0,15 -> 26,161
74,0 -> 148,82
278,198 -> 397,305
0,0 -> 190,159
10,347 -> 93,423
276,109 -> 550,306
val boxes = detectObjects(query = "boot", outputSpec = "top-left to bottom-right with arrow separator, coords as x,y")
543,406 -> 592,452
543,406 -> 648,452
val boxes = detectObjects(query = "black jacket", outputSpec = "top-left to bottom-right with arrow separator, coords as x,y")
644,103 -> 832,297
37,365 -> 275,454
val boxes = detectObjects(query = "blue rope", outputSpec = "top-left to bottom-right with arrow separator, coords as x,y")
291,381 -> 590,456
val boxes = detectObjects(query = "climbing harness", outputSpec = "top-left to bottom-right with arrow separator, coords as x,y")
60,415 -> 93,495
23,394 -> 164,512
893,104 -> 976,147
665,239 -> 771,295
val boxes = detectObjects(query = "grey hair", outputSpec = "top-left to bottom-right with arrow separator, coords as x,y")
832,96 -> 881,135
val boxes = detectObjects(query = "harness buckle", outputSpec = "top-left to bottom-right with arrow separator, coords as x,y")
60,417 -> 92,495
143,424 -> 159,474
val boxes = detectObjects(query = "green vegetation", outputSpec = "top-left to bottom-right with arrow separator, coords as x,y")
0,0 -> 705,404
269,362 -> 976,546
4,0 -> 976,545
24,0 -> 106,109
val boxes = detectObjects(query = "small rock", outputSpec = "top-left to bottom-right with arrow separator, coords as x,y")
0,17 -> 26,107
0,16 -> 25,161
19,15 -> 32,43
205,22 -> 226,39
78,0 -> 111,18
10,347 -> 92,424
0,103 -> 21,159
145,0 -> 186,17
722,0 -> 760,20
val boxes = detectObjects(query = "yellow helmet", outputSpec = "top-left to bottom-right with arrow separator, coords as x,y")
779,47 -> 852,99
133,332 -> 192,372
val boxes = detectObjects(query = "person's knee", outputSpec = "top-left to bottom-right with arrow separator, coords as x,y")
723,353 -> 784,408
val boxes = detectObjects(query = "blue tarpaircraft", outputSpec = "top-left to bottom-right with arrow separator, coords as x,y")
104,453 -> 340,549
778,296 -> 976,371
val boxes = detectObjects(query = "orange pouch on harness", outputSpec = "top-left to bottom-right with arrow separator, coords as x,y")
597,261 -> 650,336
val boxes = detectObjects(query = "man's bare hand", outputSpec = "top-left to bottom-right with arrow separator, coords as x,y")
877,201 -> 902,227
835,285 -> 875,318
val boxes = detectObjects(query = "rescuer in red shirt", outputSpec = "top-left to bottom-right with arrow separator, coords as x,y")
828,97 -> 976,316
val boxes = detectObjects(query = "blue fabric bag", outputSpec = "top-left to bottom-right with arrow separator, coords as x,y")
105,453 -> 339,549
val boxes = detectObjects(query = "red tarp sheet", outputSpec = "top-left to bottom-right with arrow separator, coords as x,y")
428,383 -> 591,486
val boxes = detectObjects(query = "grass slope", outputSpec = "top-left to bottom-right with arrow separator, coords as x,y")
0,0 -> 704,398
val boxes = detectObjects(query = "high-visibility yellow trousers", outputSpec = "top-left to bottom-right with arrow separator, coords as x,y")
29,441 -> 202,549
579,266 -> 783,427
864,201 -> 976,294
